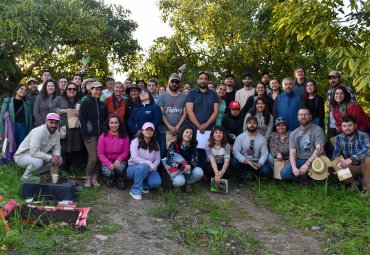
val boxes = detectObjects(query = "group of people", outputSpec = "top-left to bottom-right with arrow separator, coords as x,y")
0,67 -> 369,200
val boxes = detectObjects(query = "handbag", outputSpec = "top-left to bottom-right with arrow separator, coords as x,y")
161,143 -> 188,177
67,109 -> 80,128
273,159 -> 285,179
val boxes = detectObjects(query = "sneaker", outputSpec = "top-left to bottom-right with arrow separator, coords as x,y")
185,184 -> 192,194
142,189 -> 149,194
360,190 -> 370,197
84,177 -> 92,188
130,192 -> 142,200
91,175 -> 100,187
346,180 -> 359,192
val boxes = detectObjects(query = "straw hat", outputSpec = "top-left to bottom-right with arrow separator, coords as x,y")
308,155 -> 331,180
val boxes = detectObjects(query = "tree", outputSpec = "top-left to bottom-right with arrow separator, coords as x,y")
0,0 -> 139,93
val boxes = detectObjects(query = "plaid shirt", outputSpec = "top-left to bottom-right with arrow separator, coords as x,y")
326,84 -> 356,108
332,131 -> 370,164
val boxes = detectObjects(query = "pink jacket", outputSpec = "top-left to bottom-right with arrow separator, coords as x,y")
97,132 -> 130,167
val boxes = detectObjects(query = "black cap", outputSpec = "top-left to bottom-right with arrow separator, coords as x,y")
246,116 -> 258,124
225,74 -> 235,79
242,71 -> 252,78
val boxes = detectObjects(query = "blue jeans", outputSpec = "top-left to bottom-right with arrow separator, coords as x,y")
170,167 -> 204,187
230,157 -> 272,182
15,122 -> 27,150
156,130 -> 167,159
280,159 -> 308,181
126,163 -> 162,195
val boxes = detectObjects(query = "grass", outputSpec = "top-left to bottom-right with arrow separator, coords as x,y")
0,164 -> 102,254
247,178 -> 370,255
151,189 -> 262,254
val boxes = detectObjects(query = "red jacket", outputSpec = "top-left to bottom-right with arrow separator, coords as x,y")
333,102 -> 370,133
103,96 -> 126,123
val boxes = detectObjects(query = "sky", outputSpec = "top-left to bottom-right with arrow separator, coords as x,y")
105,0 -> 173,80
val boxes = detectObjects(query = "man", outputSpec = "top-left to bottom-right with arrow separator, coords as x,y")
38,70 -> 52,91
231,116 -> 271,183
326,71 -> 356,141
186,71 -> 219,167
224,74 -> 236,114
58,76 -> 68,95
261,71 -> 270,87
72,74 -> 82,88
157,73 -> 187,148
293,66 -> 306,97
124,78 -> 133,87
235,71 -> 255,109
273,77 -> 302,131
26,78 -> 39,114
14,113 -> 62,181
148,79 -> 160,103
222,101 -> 244,145
332,115 -> 370,196
207,81 -> 216,91
136,79 -> 147,90
102,76 -> 115,99
280,107 -> 325,181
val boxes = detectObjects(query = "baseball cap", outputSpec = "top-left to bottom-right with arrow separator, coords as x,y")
46,113 -> 60,121
225,74 -> 235,79
229,101 -> 241,109
91,81 -> 103,88
169,73 -> 181,82
242,71 -> 252,78
246,116 -> 258,123
142,122 -> 155,131
274,117 -> 287,126
327,71 -> 341,79
27,78 -> 37,84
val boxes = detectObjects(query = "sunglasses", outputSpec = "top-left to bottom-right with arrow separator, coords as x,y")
170,80 -> 180,84
67,88 -> 77,91
247,140 -> 254,156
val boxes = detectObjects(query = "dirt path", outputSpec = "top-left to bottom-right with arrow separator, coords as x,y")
207,188 -> 324,255
81,185 -> 323,255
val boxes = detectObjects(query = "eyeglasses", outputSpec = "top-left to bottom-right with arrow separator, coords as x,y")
67,88 -> 77,91
297,113 -> 310,117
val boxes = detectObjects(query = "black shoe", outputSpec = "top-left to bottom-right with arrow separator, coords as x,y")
116,177 -> 125,190
107,176 -> 115,188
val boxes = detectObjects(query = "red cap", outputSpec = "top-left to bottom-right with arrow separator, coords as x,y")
229,101 -> 240,109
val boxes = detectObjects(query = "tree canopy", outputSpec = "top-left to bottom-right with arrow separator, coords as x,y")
132,0 -> 369,100
0,0 -> 139,92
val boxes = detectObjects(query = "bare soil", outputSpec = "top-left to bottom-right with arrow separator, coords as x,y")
79,183 -> 324,255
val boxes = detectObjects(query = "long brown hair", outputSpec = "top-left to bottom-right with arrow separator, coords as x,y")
40,79 -> 60,100
208,126 -> 228,148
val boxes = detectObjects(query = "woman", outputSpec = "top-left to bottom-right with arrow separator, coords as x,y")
242,82 -> 274,115
243,97 -> 273,139
204,126 -> 231,183
33,79 -> 60,126
51,82 -> 83,172
303,80 -> 325,129
268,117 -> 290,167
98,114 -> 130,190
81,78 -> 95,96
166,125 -> 204,193
128,88 -> 162,138
104,82 -> 127,123
125,84 -> 141,125
79,82 -> 108,187
158,86 -> 166,95
331,86 -> 370,133
215,84 -> 226,126
127,122 -> 162,200
0,86 -> 33,149
269,78 -> 281,102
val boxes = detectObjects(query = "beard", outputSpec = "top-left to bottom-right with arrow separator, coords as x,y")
344,130 -> 356,137
198,82 -> 207,89
247,127 -> 257,133
169,85 -> 179,92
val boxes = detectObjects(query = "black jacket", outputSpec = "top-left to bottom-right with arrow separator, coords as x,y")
79,96 -> 107,139
221,112 -> 244,144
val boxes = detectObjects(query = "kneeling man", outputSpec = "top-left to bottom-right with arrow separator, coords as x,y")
333,115 -> 370,196
14,113 -> 62,181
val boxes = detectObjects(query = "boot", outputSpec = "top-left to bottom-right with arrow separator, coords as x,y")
185,184 -> 192,194
106,175 -> 115,188
84,176 -> 92,187
91,175 -> 100,187
116,173 -> 125,190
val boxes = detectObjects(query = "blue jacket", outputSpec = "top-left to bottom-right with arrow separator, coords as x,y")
128,103 -> 162,136
273,91 -> 302,131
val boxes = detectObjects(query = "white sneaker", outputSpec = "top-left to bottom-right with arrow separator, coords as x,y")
130,192 -> 142,200
142,189 -> 149,194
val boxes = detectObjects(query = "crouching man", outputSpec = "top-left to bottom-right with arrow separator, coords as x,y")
333,115 -> 370,196
14,113 -> 62,181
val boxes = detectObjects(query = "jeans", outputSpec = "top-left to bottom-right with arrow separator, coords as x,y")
16,154 -> 62,180
280,159 -> 307,181
230,157 -> 272,182
14,122 -> 27,150
197,149 -> 207,169
156,130 -> 167,159
203,162 -> 231,180
170,167 -> 204,187
101,161 -> 127,177
126,163 -> 162,195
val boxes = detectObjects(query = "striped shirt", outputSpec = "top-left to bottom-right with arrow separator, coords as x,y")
332,131 -> 370,164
